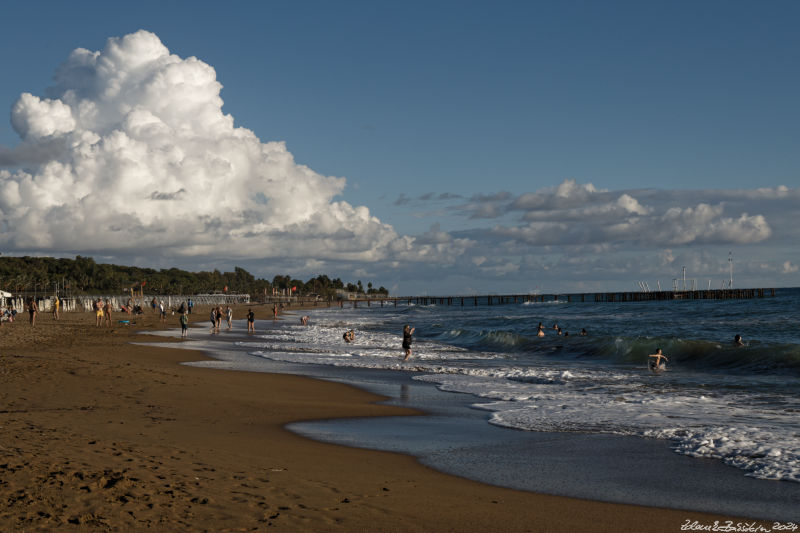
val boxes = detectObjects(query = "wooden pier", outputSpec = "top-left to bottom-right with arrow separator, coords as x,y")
334,288 -> 776,308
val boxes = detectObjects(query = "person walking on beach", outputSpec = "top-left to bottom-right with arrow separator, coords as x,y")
180,311 -> 189,338
210,308 -> 217,333
247,308 -> 255,333
648,348 -> 668,372
402,324 -> 415,361
27,298 -> 38,327
225,305 -> 233,330
104,299 -> 112,327
52,294 -> 60,320
187,298 -> 194,314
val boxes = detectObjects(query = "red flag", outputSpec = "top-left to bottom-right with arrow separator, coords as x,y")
141,281 -> 147,286
292,286 -> 297,292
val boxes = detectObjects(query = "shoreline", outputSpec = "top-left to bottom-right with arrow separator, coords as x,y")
0,306 -> 778,531
171,314 -> 800,522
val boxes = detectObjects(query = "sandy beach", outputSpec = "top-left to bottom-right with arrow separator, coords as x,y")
0,305 -> 772,531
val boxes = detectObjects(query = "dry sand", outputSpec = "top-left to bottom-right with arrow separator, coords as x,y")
0,305 -> 767,531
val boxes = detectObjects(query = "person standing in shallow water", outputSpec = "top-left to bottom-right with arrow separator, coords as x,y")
402,324 -> 415,361
247,308 -> 255,333
180,311 -> 189,338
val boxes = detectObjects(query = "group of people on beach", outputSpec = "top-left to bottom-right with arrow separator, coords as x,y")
209,305 -> 234,332
205,306 -> 258,335
92,298 -> 114,327
1,305 -> 18,324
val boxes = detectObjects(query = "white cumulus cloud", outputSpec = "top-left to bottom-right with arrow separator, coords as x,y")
0,30 -> 465,266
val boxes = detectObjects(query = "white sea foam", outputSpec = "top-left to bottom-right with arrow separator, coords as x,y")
413,372 -> 800,483
242,308 -> 800,483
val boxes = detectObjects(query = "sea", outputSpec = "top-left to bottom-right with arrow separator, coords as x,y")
158,288 -> 800,519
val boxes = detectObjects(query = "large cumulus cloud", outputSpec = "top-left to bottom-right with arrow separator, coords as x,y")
0,30 -> 468,265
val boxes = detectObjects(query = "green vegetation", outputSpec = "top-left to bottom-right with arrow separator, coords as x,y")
0,256 -> 389,299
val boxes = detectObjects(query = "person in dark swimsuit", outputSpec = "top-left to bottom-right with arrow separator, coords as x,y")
28,298 -> 38,327
402,324 -> 415,361
247,309 -> 255,333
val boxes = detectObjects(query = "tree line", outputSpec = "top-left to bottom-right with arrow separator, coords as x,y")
0,256 -> 389,300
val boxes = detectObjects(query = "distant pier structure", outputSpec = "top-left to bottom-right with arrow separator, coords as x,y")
339,287 -> 776,308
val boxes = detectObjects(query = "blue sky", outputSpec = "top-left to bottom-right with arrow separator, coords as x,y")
0,0 -> 798,293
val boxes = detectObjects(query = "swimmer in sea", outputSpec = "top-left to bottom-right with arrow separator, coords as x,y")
733,334 -> 744,346
342,329 -> 354,343
648,348 -> 668,372
537,323 -> 545,337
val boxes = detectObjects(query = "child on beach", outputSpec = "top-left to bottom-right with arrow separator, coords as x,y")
180,311 -> 189,338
